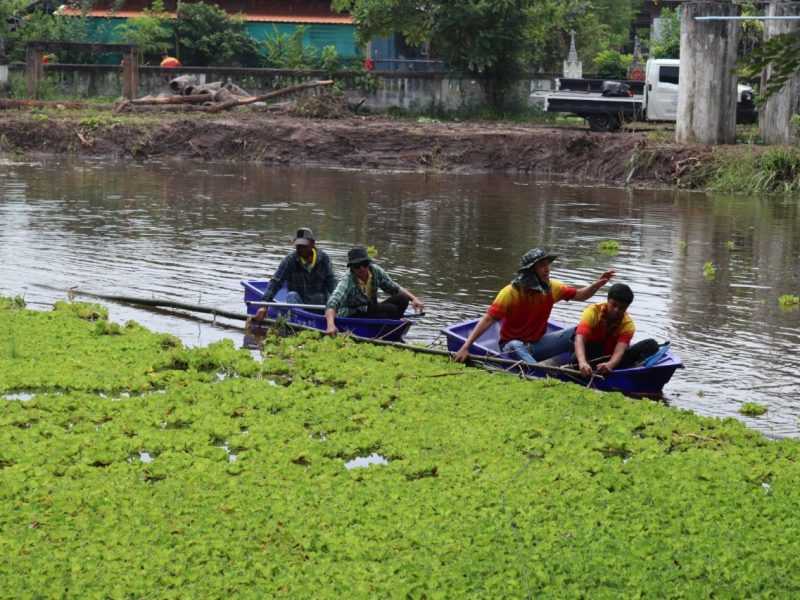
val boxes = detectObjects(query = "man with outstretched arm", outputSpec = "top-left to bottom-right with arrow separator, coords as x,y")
573,283 -> 659,376
453,247 -> 614,364
253,228 -> 336,323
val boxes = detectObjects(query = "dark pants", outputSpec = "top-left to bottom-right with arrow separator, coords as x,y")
359,293 -> 409,320
572,338 -> 659,370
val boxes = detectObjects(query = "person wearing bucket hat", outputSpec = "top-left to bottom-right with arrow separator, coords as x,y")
253,227 -> 337,323
572,283 -> 659,377
453,247 -> 615,364
324,246 -> 424,336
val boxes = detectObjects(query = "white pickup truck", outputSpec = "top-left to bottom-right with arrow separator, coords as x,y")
533,58 -> 757,132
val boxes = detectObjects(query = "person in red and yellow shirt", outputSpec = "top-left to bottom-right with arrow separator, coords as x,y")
160,53 -> 182,67
573,283 -> 658,376
454,248 -> 615,364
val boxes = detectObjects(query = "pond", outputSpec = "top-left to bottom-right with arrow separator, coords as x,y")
1,157 -> 798,437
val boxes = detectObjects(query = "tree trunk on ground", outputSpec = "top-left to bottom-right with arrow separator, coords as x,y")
676,1 -> 741,145
760,1 -> 800,145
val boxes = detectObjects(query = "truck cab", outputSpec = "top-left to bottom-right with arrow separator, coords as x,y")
645,59 -> 680,122
644,58 -> 757,124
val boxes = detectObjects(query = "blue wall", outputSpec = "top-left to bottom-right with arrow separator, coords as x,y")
83,17 -> 359,59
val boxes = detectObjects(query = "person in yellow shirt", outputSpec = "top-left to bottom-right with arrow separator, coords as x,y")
573,283 -> 658,376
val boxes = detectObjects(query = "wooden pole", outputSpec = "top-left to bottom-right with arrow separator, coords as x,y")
203,80 -> 333,113
26,45 -> 43,97
68,289 -> 586,379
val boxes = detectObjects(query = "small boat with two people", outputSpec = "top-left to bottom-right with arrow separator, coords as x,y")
442,317 -> 683,397
241,280 -> 414,342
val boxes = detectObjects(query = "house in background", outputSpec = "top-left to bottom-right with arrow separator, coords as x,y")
59,0 -> 359,60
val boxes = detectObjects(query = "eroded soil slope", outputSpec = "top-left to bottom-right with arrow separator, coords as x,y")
0,110 -> 712,186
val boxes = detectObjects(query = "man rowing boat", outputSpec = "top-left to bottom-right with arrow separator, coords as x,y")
573,283 -> 659,376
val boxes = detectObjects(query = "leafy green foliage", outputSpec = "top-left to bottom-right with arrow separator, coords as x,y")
525,0 -> 641,73
262,25 -> 320,69
592,49 -> 632,79
741,26 -> 800,101
0,295 -> 26,310
703,262 -> 716,279
333,0 -> 532,111
3,302 -> 800,596
650,7 -> 681,59
114,0 -> 173,65
174,2 -> 261,67
778,294 -> 799,309
740,402 -> 767,417
598,240 -> 620,255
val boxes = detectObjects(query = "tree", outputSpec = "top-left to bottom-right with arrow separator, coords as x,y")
592,49 -> 632,79
115,0 -> 172,65
650,7 -> 680,59
175,2 -> 260,67
332,0 -> 532,111
741,29 -> 800,100
524,0 -> 641,74
263,25 -> 319,69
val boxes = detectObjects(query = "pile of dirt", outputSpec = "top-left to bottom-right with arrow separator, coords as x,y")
0,110 -> 721,188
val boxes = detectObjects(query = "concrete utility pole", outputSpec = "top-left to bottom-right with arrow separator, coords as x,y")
760,1 -> 800,145
676,1 -> 741,145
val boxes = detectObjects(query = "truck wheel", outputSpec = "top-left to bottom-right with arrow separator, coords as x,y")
588,114 -> 621,132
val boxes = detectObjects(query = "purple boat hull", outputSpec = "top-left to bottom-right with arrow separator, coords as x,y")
441,318 -> 682,396
241,280 -> 412,342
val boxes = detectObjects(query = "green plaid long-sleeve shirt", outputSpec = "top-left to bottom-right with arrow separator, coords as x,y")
325,265 -> 400,317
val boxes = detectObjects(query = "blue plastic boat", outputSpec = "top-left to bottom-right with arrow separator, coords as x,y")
441,318 -> 682,396
241,280 -> 413,342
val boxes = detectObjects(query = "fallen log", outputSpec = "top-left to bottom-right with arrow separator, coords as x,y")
203,80 -> 333,113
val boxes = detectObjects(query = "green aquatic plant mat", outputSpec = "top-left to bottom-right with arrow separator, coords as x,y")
0,301 -> 258,393
2,303 -> 800,597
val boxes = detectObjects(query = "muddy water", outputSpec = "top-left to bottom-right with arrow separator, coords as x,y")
1,157 -> 798,437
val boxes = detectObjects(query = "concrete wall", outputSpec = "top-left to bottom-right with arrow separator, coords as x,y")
9,63 -> 558,110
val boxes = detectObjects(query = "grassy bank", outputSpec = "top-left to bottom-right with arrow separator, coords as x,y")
2,298 -> 800,597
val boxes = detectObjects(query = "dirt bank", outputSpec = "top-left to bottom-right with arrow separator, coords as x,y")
0,109 -> 716,186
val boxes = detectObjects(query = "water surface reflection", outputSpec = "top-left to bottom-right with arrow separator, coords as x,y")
1,158 -> 797,436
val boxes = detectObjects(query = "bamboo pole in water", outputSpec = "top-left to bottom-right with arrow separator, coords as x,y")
68,289 -> 588,379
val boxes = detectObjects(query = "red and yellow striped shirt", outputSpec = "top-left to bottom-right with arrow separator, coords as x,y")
488,280 -> 576,344
576,302 -> 635,355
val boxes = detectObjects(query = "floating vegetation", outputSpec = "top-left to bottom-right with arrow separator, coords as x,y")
703,261 -> 716,279
598,240 -> 620,255
3,298 -> 800,596
677,241 -> 688,249
778,294 -> 799,310
740,402 -> 768,417
726,240 -> 736,250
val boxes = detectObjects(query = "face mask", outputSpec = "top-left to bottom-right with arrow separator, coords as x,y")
511,268 -> 550,293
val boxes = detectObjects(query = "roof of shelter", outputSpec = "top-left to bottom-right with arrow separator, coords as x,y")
59,0 -> 352,24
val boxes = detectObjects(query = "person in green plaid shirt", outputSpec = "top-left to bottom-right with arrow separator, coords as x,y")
253,227 -> 336,323
325,246 -> 424,336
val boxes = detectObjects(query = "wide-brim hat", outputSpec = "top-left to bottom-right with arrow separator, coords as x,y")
518,247 -> 557,272
347,246 -> 371,267
293,227 -> 314,246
